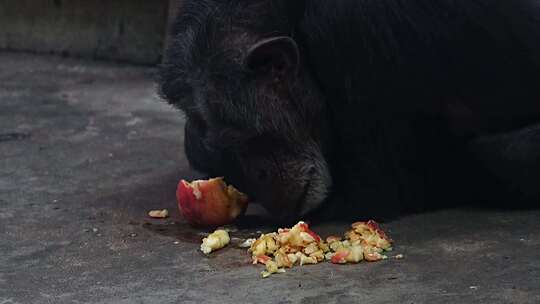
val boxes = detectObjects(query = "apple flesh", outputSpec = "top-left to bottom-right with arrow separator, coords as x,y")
177,177 -> 249,227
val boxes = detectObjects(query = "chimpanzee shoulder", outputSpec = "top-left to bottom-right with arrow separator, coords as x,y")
298,0 -> 540,112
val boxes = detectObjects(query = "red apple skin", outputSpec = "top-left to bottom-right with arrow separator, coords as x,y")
176,178 -> 249,227
352,220 -> 393,243
330,250 -> 350,264
298,222 -> 322,243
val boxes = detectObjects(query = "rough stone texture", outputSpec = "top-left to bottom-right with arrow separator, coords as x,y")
1,52 -> 539,304
0,0 -> 169,64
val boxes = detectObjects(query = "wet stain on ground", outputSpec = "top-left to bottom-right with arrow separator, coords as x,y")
141,220 -> 272,245
0,132 -> 30,142
142,221 -> 206,244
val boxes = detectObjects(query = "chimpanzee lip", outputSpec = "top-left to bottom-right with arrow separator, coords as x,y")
259,181 -> 312,221
294,180 -> 312,216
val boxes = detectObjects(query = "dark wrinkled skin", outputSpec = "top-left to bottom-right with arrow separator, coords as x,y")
160,0 -> 540,222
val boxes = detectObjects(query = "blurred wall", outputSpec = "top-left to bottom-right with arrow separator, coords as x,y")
0,0 -> 171,65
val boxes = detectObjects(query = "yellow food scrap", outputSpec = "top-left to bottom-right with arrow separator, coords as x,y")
261,260 -> 286,278
250,233 -> 279,257
298,253 -> 318,266
201,229 -> 230,254
148,209 -> 169,219
238,238 -> 256,248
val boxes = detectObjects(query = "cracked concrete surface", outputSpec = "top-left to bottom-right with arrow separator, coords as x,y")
0,52 -> 539,304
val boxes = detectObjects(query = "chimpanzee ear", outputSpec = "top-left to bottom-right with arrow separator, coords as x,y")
244,36 -> 300,75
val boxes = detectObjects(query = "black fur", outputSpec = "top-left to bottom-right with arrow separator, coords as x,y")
160,0 -> 540,221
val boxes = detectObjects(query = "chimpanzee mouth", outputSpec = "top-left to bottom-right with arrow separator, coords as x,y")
291,150 -> 333,217
298,174 -> 332,216
294,181 -> 312,216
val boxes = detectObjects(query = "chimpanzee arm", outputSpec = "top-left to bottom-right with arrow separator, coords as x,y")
471,123 -> 540,204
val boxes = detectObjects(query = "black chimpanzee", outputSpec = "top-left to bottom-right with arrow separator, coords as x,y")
160,0 -> 540,221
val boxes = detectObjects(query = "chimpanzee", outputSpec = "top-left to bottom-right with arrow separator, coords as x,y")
160,0 -> 540,221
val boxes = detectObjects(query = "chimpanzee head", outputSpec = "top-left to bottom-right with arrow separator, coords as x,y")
160,0 -> 331,220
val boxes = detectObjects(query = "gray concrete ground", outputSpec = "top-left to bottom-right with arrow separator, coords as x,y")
1,52 -> 539,304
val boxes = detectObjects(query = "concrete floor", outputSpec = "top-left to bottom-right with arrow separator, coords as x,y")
1,52 -> 539,304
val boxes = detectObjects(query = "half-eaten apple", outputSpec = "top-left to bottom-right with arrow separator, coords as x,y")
176,177 -> 249,227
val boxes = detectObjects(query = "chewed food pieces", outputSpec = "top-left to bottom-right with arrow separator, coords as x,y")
349,220 -> 393,250
249,221 -> 329,278
327,220 -> 393,264
328,245 -> 365,264
200,229 -> 230,254
246,220 -> 394,275
250,233 -> 280,257
238,238 -> 256,248
193,219 -> 397,278
261,260 -> 286,278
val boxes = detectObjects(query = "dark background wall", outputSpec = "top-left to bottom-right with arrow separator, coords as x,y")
0,0 -> 175,65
